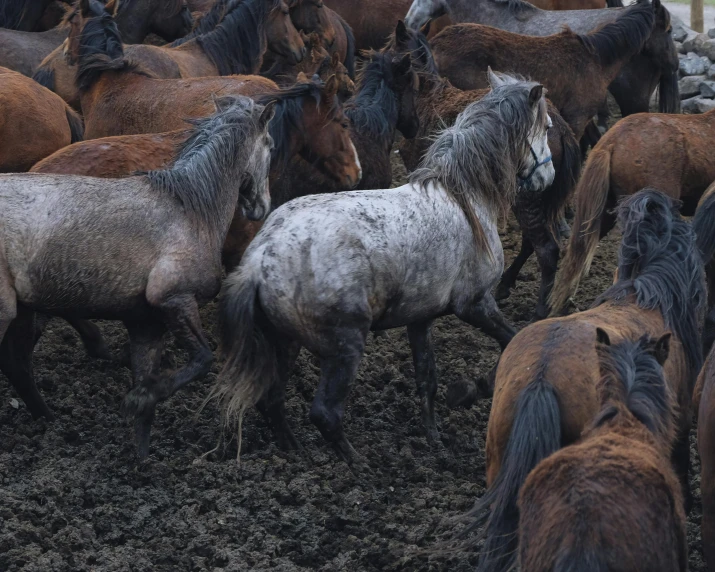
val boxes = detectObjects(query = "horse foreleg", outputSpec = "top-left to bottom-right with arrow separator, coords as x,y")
310,332 -> 365,464
0,305 -> 52,420
256,340 -> 302,451
532,235 -> 560,322
121,320 -> 166,459
456,293 -> 516,351
407,320 -> 440,445
495,233 -> 534,302
66,318 -> 112,360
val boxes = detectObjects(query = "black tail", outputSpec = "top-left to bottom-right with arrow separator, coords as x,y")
461,377 -> 562,572
340,15 -> 356,78
658,68 -> 681,114
32,66 -> 55,92
65,107 -> 84,143
544,108 -> 581,236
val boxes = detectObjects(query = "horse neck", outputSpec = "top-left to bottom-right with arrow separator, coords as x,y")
345,74 -> 399,148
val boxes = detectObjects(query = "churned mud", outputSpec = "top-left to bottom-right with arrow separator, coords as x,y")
0,148 -> 706,571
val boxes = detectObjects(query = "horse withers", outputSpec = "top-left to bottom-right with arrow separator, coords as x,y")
519,332 -> 687,572
208,71 -> 554,464
0,96 -> 274,459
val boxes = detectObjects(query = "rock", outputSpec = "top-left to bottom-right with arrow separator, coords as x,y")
683,32 -> 709,54
700,80 -> 715,98
675,41 -> 684,55
708,64 -> 715,80
682,96 -> 715,113
680,53 -> 708,76
699,39 -> 715,61
671,15 -> 691,42
709,28 -> 715,39
680,75 -> 708,98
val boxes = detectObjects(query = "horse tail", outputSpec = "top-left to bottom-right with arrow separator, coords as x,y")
554,547 -> 609,572
207,263 -> 279,457
32,66 -> 55,92
543,111 -> 581,236
549,144 -> 612,315
340,16 -> 356,78
65,107 -> 84,143
462,376 -> 562,572
606,0 -> 623,6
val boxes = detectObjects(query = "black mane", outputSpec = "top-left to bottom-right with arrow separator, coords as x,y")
345,52 -> 400,146
195,0 -> 278,75
594,336 -> 672,440
594,189 -> 706,382
578,0 -> 655,66
256,80 -> 339,176
171,0 -> 229,47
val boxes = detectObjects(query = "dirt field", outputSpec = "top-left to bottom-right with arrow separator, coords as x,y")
0,149 -> 706,571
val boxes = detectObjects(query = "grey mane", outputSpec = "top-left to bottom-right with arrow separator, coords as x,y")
410,77 -> 546,255
146,96 -> 262,228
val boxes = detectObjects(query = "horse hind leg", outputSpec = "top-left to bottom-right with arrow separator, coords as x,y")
256,340 -> 302,451
1,305 -> 53,420
495,232 -> 534,302
310,329 -> 367,464
407,320 -> 440,445
120,320 -> 166,459
455,293 -> 517,351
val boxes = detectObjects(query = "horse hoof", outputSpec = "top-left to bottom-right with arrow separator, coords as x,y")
331,436 -> 359,465
121,383 -> 159,418
494,283 -> 511,301
86,343 -> 113,361
446,379 -> 478,409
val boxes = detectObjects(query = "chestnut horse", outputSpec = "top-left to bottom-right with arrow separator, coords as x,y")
0,66 -> 82,172
455,190 -> 704,572
405,0 -> 680,118
73,3 -> 280,138
388,23 -> 580,319
551,109 -> 715,315
1,0 -> 192,76
0,96 -> 274,458
519,332 -> 687,572
430,0 -> 655,141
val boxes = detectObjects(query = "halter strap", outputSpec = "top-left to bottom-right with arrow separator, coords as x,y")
518,146 -> 552,189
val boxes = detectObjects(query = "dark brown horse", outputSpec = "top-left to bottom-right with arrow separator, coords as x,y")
430,0 -> 655,141
551,109 -> 715,316
73,3 -> 279,138
454,190 -> 704,572
388,23 -> 580,319
0,0 -> 57,30
518,332 -> 687,572
694,181 -> 715,356
0,95 -> 274,458
0,66 -> 82,172
697,338 -> 715,570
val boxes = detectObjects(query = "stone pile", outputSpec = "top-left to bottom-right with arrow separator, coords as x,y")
675,15 -> 715,113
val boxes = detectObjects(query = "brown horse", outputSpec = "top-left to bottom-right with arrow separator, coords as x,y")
0,95 -> 274,458
697,340 -> 715,570
388,24 -> 580,319
453,190 -> 704,572
551,109 -> 715,315
430,0 -> 655,141
518,331 -> 687,572
323,0 -> 450,50
73,3 -> 280,138
694,181 -> 715,356
0,66 -> 82,172
1,0 -> 191,77
0,0 -> 57,31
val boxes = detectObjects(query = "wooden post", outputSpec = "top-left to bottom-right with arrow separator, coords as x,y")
692,0 -> 704,33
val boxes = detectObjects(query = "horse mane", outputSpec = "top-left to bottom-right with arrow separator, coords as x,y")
490,0 -> 537,14
383,25 -> 439,76
344,51 -> 400,145
170,0 -> 229,47
195,0 -> 278,75
593,336 -> 673,441
255,80 -> 339,175
75,4 -> 155,91
577,0 -> 655,67
410,78 -> 546,258
111,0 -> 186,17
594,189 -> 706,380
0,0 -> 35,28
146,96 -> 261,227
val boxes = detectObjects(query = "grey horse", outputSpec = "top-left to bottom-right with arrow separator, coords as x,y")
405,0 -> 680,118
0,95 -> 274,458
211,72 -> 555,463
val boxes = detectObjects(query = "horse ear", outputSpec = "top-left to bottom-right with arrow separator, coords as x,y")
324,74 -> 339,98
395,20 -> 410,47
651,333 -> 672,366
80,0 -> 91,16
596,328 -> 611,347
420,20 -> 431,37
487,67 -> 504,88
331,51 -> 340,67
296,71 -> 310,82
309,32 -> 321,48
259,101 -> 277,130
528,84 -> 544,108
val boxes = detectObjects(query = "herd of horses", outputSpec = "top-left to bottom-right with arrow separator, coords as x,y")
3,0 -> 715,568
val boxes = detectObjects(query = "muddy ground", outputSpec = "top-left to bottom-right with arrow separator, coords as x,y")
0,147 -> 706,571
